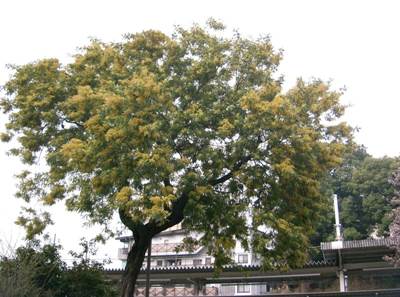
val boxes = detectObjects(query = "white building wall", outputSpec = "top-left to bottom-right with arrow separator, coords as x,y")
118,225 -> 265,296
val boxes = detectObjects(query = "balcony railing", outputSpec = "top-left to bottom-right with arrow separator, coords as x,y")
119,244 -> 200,259
135,287 -> 218,297
152,243 -> 181,253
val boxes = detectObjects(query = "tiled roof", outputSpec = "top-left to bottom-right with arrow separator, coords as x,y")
105,259 -> 336,274
321,238 -> 399,251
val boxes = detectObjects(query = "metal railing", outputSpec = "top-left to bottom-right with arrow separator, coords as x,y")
118,244 -> 201,259
152,243 -> 181,253
135,287 -> 218,297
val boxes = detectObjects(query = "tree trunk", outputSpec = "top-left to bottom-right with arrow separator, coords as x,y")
118,191 -> 190,297
121,234 -> 151,297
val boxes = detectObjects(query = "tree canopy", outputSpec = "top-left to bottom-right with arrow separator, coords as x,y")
0,240 -> 116,297
0,242 -> 63,297
312,146 -> 400,243
1,20 -> 351,296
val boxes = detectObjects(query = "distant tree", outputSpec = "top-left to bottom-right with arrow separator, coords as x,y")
0,239 -> 116,297
61,239 -> 117,297
62,262 -> 116,297
1,20 -> 351,296
312,146 -> 399,242
391,168 -> 400,209
386,168 -> 400,265
340,155 -> 399,239
0,241 -> 63,297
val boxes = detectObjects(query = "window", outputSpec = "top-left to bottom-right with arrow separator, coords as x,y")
156,260 -> 163,266
237,284 -> 250,293
237,254 -> 248,264
205,257 -> 212,265
193,259 -> 202,266
166,259 -> 181,266
260,284 -> 270,293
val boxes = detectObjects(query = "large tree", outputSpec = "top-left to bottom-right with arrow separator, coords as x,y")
1,21 -> 351,296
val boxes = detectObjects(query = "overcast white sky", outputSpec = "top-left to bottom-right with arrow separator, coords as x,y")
1,0 -> 399,267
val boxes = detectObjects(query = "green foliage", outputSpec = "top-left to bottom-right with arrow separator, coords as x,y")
313,146 -> 400,242
340,155 -> 399,238
1,21 -> 351,271
61,239 -> 117,297
386,168 -> 400,265
0,242 -> 63,297
0,240 -> 117,297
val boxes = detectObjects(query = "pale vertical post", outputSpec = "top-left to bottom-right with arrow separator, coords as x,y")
333,194 -> 346,292
333,194 -> 342,240
339,270 -> 345,292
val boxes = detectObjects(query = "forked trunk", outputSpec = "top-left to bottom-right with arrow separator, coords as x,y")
118,191 -> 189,297
121,235 -> 151,297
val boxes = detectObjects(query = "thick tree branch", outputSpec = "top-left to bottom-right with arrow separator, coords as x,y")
208,154 -> 252,186
148,191 -> 190,235
118,208 -> 143,239
65,119 -> 84,128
